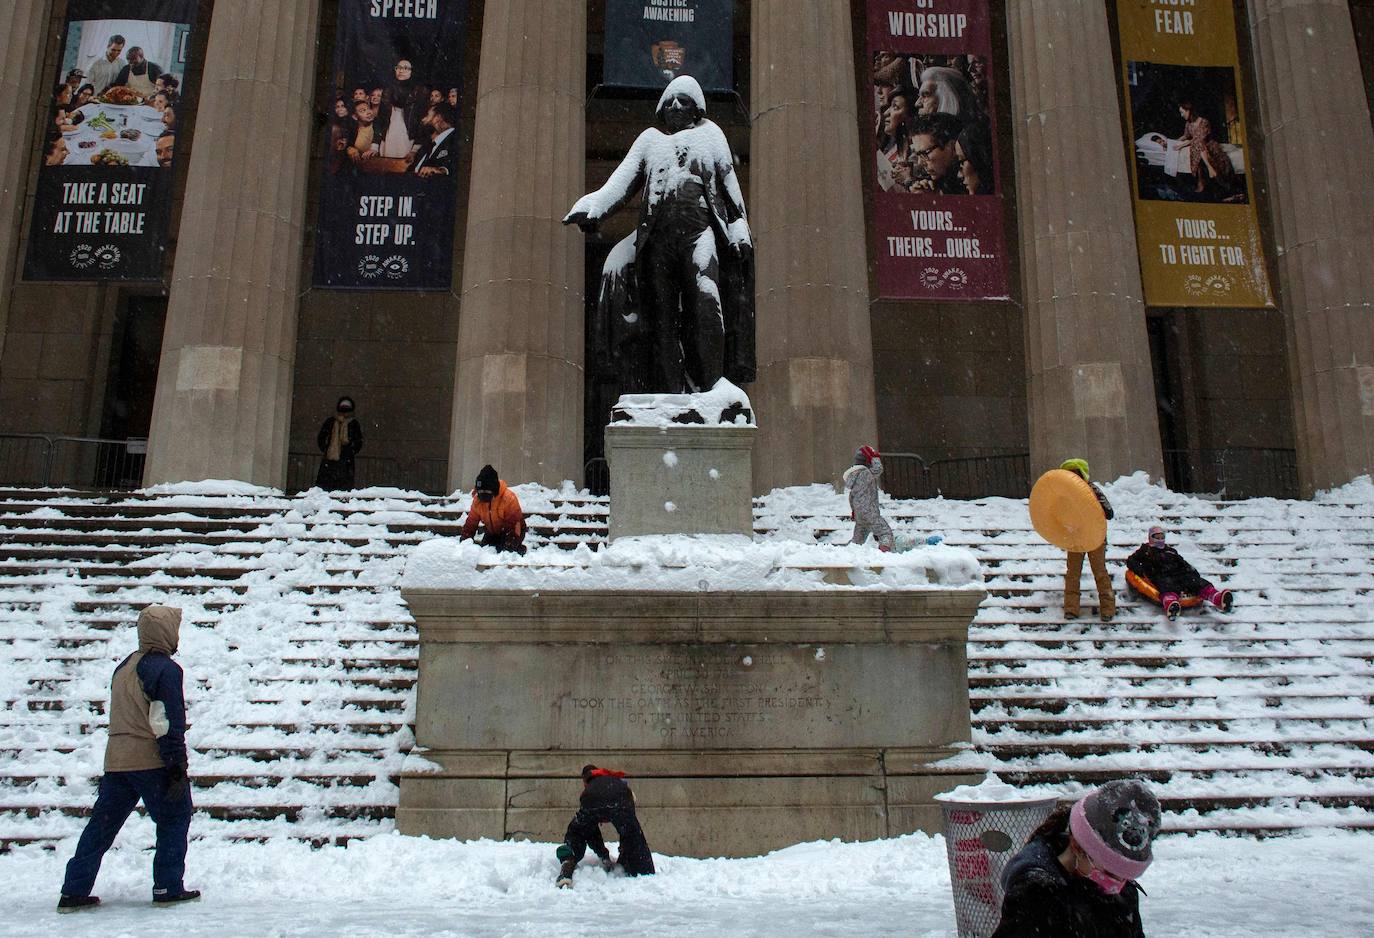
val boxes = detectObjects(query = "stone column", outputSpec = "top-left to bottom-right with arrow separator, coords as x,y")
750,0 -> 878,491
143,0 -> 320,486
1007,0 -> 1163,481
0,0 -> 51,362
1249,0 -> 1374,494
447,0 -> 584,491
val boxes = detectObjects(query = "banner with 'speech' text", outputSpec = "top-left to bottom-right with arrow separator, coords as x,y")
312,0 -> 468,291
24,0 -> 197,282
604,0 -> 734,93
1118,0 -> 1273,307
865,1 -> 1009,301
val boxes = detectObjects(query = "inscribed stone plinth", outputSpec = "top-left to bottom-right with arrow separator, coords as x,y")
397,586 -> 984,857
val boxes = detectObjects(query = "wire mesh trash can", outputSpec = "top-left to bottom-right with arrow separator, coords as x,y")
936,781 -> 1060,938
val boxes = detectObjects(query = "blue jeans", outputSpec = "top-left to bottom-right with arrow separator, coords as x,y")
62,768 -> 192,898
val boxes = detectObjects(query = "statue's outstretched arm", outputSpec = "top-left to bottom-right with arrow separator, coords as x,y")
563,130 -> 651,232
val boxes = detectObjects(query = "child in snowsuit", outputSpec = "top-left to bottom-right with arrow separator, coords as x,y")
555,765 -> 655,888
992,779 -> 1161,938
1060,458 -> 1115,622
1126,525 -> 1233,619
843,445 -> 893,551
58,606 -> 200,912
459,464 -> 527,554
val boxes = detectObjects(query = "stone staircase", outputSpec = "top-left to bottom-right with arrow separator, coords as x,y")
0,480 -> 1371,850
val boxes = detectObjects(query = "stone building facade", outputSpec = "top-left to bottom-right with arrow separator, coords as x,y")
0,0 -> 1370,497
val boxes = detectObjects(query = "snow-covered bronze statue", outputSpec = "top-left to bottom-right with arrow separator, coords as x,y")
564,76 -> 755,394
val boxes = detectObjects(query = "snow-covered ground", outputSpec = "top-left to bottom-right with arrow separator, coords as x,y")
6,827 -> 1371,937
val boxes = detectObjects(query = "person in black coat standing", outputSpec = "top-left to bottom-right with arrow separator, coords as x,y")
555,765 -> 655,888
992,780 -> 1161,938
316,396 -> 363,491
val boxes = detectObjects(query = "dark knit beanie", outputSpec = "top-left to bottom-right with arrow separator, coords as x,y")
1069,780 -> 1162,880
475,464 -> 498,495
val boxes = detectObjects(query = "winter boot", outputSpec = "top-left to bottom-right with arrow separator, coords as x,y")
1216,589 -> 1233,613
153,889 -> 201,907
1162,592 -> 1181,620
57,895 -> 100,913
555,843 -> 577,888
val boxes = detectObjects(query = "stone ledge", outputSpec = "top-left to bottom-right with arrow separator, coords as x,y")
405,587 -> 986,644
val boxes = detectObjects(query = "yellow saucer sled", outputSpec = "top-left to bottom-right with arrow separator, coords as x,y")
1029,468 -> 1108,553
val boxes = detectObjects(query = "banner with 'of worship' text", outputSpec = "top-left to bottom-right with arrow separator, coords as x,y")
865,1 -> 1010,301
24,0 -> 197,282
312,0 -> 468,291
1117,0 -> 1273,307
604,0 -> 734,93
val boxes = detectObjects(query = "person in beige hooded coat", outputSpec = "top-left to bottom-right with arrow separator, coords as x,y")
58,605 -> 200,912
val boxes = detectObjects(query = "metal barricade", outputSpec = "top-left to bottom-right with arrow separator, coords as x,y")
0,433 -> 147,490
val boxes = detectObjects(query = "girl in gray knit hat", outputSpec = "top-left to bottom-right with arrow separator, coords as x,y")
992,779 -> 1162,938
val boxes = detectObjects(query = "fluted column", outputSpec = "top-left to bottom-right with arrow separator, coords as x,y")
144,0 -> 320,486
750,0 -> 878,491
447,0 -> 584,491
1007,0 -> 1162,481
0,0 -> 52,363
1249,0 -> 1374,494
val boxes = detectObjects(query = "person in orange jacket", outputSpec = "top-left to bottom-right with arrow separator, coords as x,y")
460,464 -> 527,554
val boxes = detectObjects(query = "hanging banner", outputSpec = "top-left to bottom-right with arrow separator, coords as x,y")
1118,0 -> 1272,307
865,1 -> 1010,301
312,0 -> 468,291
24,0 -> 196,282
604,0 -> 734,93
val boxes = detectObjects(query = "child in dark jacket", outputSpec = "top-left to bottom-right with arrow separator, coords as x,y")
1126,525 -> 1234,619
555,765 -> 655,888
992,780 -> 1160,938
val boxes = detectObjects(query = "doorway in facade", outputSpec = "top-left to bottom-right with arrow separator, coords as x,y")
100,295 -> 166,487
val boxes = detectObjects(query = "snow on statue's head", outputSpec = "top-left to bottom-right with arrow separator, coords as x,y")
657,75 -> 707,132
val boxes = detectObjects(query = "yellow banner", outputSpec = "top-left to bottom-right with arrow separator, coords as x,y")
1117,0 -> 1272,307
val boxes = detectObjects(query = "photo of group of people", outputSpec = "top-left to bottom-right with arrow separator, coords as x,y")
1128,62 -> 1250,205
326,56 -> 458,178
42,19 -> 185,171
872,51 -> 996,197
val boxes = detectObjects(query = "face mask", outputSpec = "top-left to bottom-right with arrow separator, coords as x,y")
1086,867 -> 1127,896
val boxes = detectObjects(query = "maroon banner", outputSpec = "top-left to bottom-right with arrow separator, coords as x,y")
866,1 -> 1009,300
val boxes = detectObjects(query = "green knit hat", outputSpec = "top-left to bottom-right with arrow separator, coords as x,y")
1060,458 -> 1090,481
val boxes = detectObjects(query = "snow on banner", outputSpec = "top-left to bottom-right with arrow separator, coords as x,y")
1117,0 -> 1273,308
603,0 -> 734,93
23,0 -> 197,282
866,0 -> 1009,301
312,0 -> 467,291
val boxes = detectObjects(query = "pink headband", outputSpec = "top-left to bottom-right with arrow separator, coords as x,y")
1069,797 -> 1152,881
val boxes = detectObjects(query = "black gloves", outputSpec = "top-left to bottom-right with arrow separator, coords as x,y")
165,763 -> 189,798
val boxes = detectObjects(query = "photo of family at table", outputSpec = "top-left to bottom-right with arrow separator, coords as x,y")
41,18 -> 187,172
327,54 -> 459,179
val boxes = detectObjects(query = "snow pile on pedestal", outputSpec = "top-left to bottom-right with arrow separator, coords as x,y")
402,533 -> 979,591
611,378 -> 754,427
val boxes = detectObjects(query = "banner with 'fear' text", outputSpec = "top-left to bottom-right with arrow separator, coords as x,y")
1118,0 -> 1273,307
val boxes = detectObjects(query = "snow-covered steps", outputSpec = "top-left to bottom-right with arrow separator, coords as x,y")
754,477 -> 1374,833
2,476 -> 1374,849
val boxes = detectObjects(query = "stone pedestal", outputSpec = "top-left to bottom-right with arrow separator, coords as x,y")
397,587 -> 984,856
605,423 -> 754,540
1248,0 -> 1374,495
1007,0 -> 1163,481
